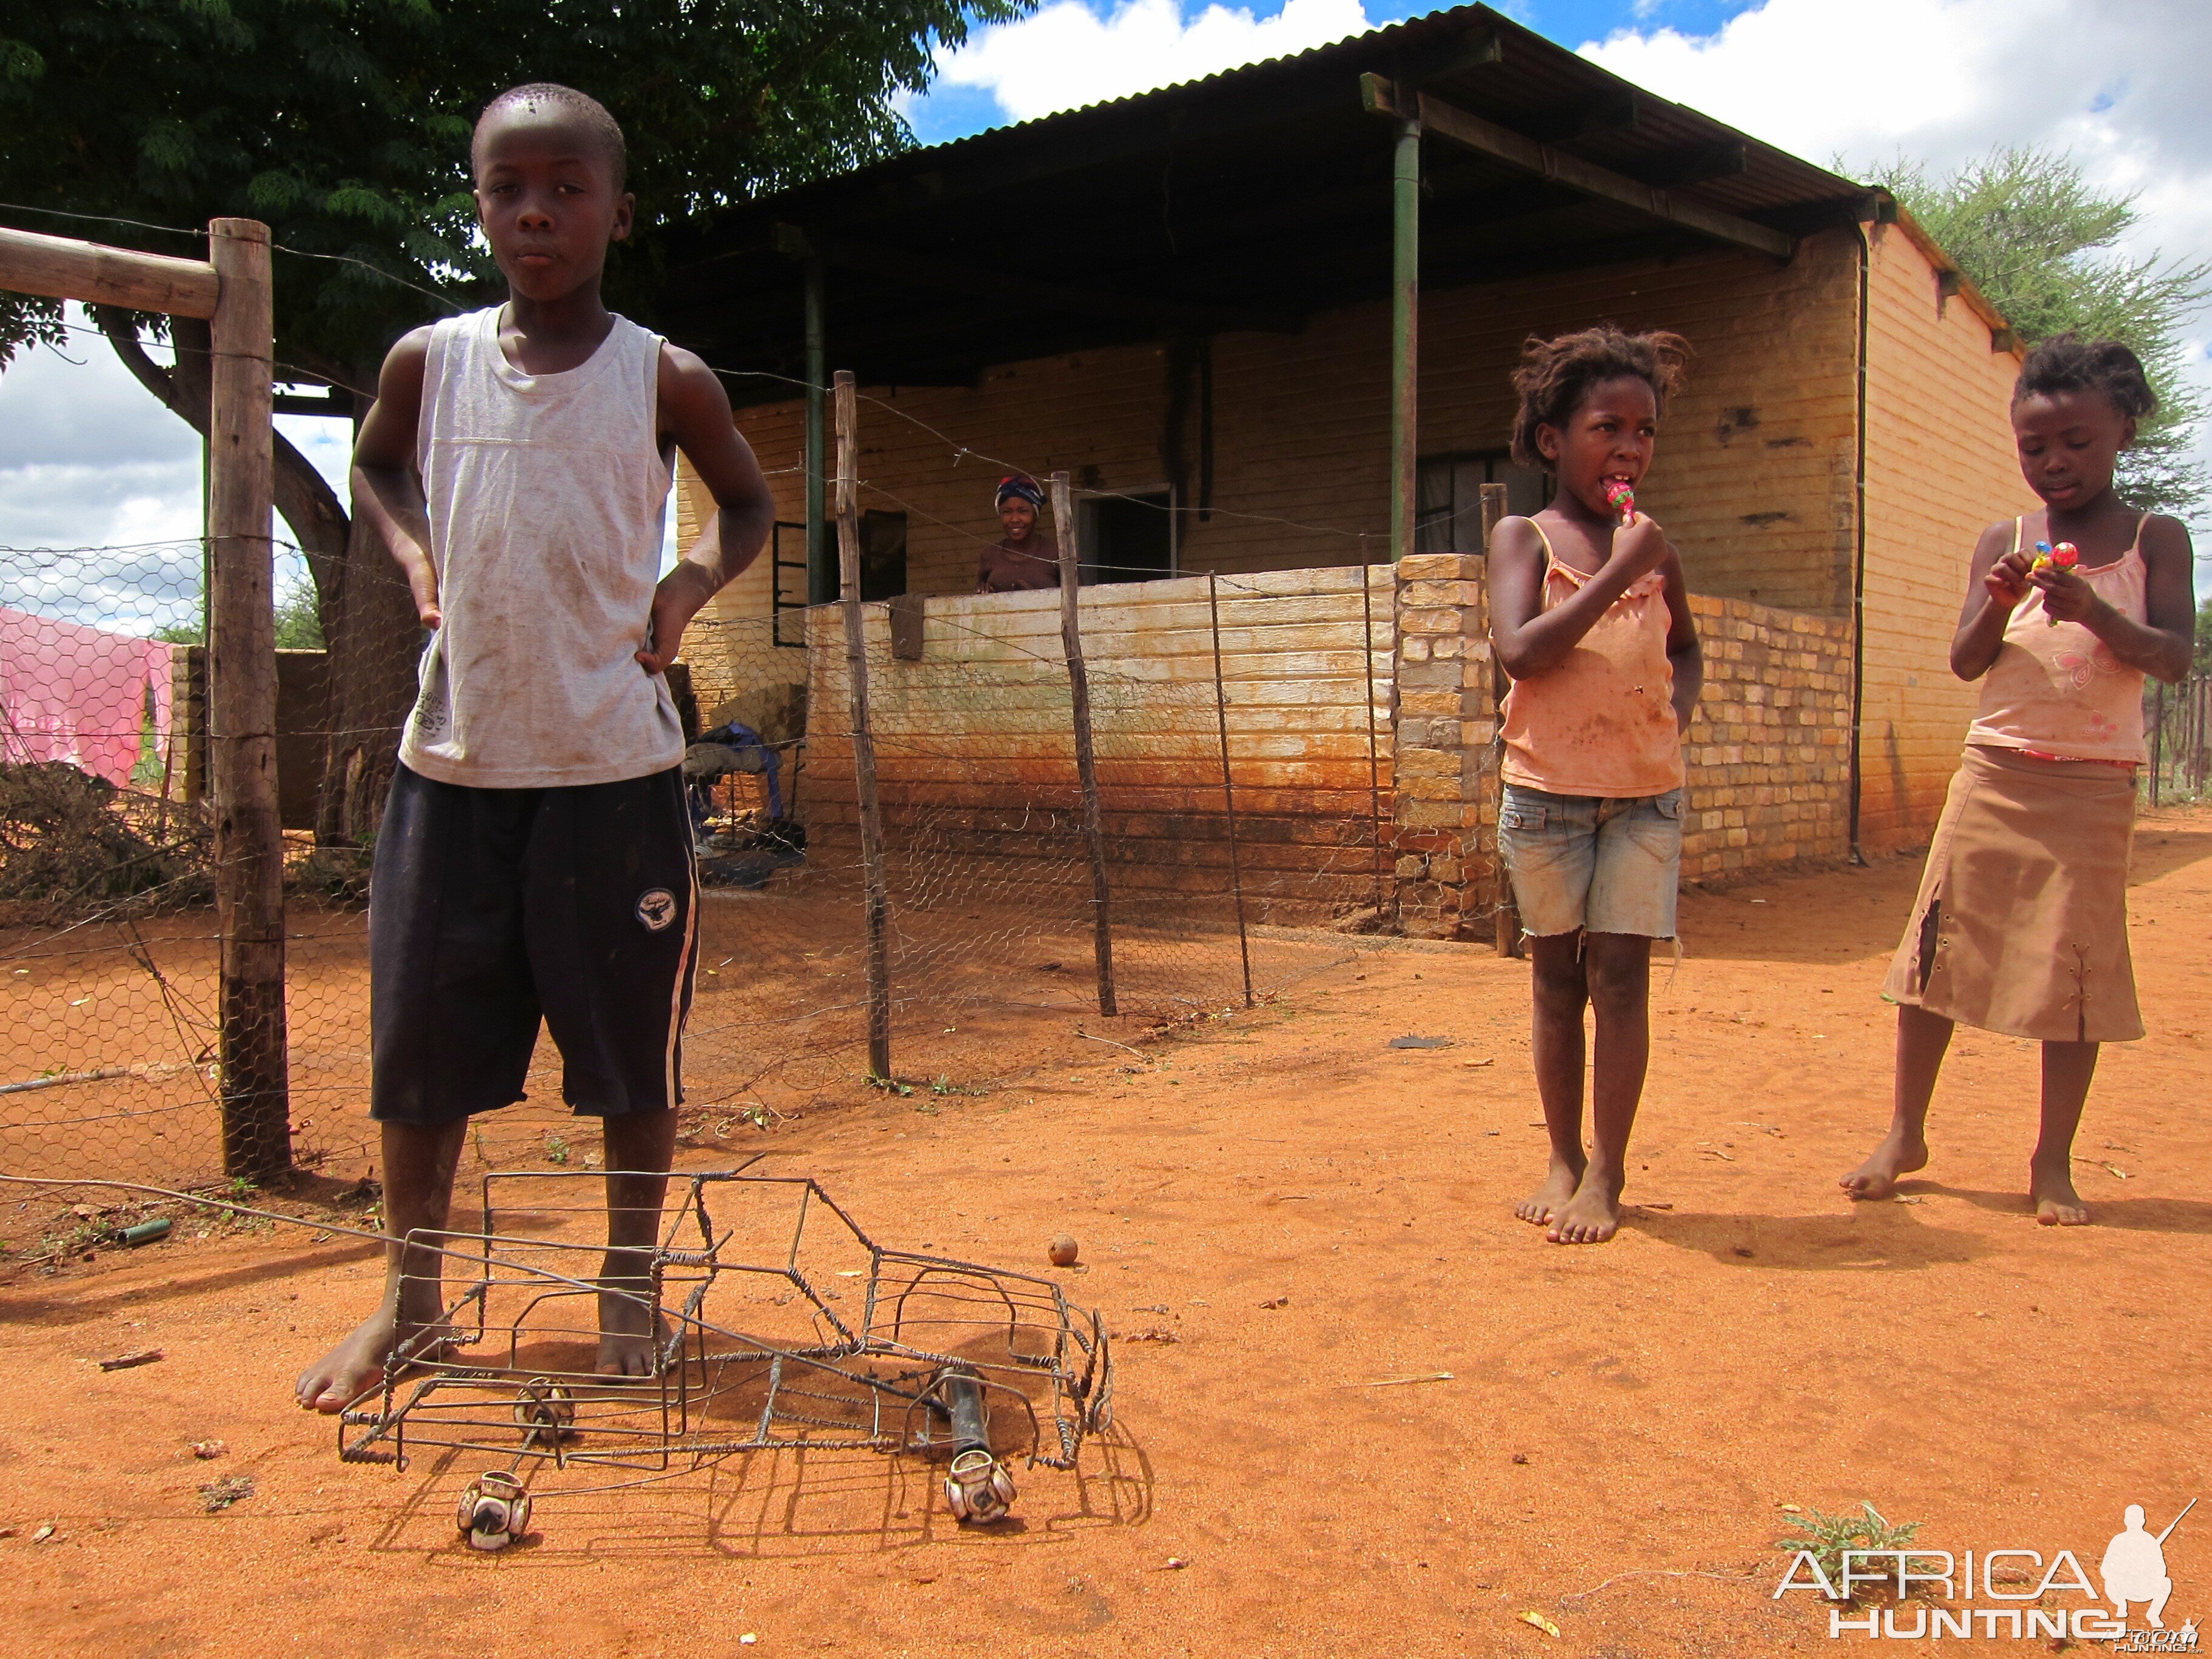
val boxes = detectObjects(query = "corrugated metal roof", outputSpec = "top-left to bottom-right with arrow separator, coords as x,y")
660,4 -> 1888,397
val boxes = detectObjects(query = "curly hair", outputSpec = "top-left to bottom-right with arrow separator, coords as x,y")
1510,326 -> 1691,469
475,83 -> 628,190
2013,332 -> 2157,421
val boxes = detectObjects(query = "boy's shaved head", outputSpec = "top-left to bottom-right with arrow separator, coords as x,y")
475,83 -> 627,189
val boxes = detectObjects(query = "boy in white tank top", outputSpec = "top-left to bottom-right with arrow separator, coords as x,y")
297,84 -> 777,1414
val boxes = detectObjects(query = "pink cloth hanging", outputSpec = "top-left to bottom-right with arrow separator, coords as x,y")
0,606 -> 176,788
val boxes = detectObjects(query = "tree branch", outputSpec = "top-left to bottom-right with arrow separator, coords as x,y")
96,310 -> 190,426
98,310 -> 350,603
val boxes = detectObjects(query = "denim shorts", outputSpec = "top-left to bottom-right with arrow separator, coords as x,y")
1497,784 -> 1684,940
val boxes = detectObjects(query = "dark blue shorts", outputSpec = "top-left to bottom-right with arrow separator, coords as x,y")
368,762 -> 697,1125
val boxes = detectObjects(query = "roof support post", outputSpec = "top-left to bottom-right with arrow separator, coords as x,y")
1390,116 -> 1421,564
803,251 -> 833,607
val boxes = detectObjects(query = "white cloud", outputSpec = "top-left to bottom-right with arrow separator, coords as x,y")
1584,0 -> 2212,540
937,0 -> 1376,124
0,306 -> 354,626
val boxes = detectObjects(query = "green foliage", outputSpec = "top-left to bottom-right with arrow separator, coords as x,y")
1776,1501 -> 1933,1601
0,1 -> 1034,382
141,580 -> 319,648
1874,147 -> 2212,518
273,578 -> 323,650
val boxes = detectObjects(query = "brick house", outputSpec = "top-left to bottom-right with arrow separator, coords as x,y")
653,5 -> 2031,935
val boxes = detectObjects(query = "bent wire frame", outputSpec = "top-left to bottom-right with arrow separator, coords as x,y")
337,1171 -> 1113,1500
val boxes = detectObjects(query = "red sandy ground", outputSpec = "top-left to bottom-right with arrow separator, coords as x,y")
3,808 -> 2209,1658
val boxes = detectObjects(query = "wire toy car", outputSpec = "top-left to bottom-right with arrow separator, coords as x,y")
335,1168 -> 1114,1547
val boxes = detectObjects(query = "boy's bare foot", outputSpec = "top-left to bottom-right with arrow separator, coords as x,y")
2031,1159 -> 2090,1226
1515,1156 -> 1586,1227
295,1302 -> 452,1414
595,1253 -> 669,1377
1547,1171 -> 1623,1245
1838,1128 -> 1928,1201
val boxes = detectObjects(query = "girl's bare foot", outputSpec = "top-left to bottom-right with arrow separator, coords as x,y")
2031,1159 -> 2090,1226
1838,1128 -> 1928,1201
1515,1155 -> 1586,1227
1547,1169 -> 1623,1244
295,1302 -> 452,1414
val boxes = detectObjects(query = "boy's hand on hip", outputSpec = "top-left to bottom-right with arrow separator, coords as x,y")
395,546 -> 442,630
1605,514 -> 1668,583
635,564 -> 717,675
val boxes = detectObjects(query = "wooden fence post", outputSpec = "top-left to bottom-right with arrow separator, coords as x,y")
1050,472 -> 1118,1018
1207,574 -> 1255,1008
2151,682 -> 2163,808
0,221 -> 289,1177
833,372 -> 893,1080
207,218 -> 290,1179
1479,481 -> 1520,958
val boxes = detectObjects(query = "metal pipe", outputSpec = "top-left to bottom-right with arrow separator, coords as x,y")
1846,220 -> 1872,866
1389,116 -> 1421,563
805,253 -> 831,606
1208,574 -> 1255,1008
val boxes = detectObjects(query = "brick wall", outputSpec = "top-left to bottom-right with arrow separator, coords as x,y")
1390,565 -> 1852,940
674,221 -> 1986,877
679,232 -> 1872,714
1858,220 -> 2036,854
1680,598 -> 1854,879
800,565 -> 1395,925
1390,554 -> 1496,938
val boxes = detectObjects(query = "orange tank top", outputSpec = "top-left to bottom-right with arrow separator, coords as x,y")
1965,515 -> 2149,766
1498,523 -> 1685,798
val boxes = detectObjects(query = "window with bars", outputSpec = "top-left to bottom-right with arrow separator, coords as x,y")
1415,453 -> 1550,554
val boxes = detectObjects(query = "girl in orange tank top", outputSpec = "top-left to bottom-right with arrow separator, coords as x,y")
1842,335 -> 2196,1228
1488,327 -> 1704,1248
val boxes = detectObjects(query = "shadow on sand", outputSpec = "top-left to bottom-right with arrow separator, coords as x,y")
1917,1181 -> 2212,1235
1623,1201 -> 1987,1269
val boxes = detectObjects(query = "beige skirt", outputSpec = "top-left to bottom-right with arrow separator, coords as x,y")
1882,745 -> 2142,1042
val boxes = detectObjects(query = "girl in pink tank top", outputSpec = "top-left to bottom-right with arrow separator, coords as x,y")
1487,327 -> 1704,1248
1843,335 -> 2196,1228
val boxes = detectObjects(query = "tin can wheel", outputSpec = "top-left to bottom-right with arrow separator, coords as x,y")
456,1470 -> 533,1551
944,1447 -> 1018,1524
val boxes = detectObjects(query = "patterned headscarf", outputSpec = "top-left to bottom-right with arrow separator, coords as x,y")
994,474 -> 1045,509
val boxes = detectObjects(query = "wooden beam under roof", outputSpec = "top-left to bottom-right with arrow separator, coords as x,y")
803,231 -> 1304,336
1518,90 -> 1641,144
1631,141 -> 1749,189
1359,73 -> 1794,261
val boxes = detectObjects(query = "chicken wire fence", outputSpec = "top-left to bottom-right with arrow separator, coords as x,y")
1,533 -> 1397,1206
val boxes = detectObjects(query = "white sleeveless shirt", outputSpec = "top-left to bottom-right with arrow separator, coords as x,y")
399,304 -> 683,788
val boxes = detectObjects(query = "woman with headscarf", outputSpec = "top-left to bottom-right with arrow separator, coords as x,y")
974,475 -> 1063,593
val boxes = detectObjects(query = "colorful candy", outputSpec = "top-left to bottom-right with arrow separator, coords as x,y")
2030,541 -> 2080,624
1603,480 -> 1636,524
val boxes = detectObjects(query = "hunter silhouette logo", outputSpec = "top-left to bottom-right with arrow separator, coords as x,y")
635,888 -> 678,932
2106,1501 -> 2194,1640
1775,1497 -> 2197,1644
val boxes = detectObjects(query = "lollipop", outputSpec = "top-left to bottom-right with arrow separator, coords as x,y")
1603,480 -> 1636,524
2029,541 -> 2080,625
